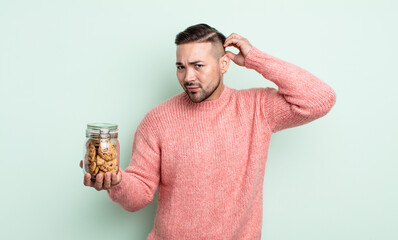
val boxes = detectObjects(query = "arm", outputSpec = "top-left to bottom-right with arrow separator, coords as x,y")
106,114 -> 161,212
224,33 -> 336,133
244,46 -> 336,133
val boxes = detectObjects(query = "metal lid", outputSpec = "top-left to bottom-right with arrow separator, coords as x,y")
86,123 -> 118,138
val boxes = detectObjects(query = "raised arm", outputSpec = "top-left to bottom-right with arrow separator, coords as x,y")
244,46 -> 336,133
224,33 -> 336,133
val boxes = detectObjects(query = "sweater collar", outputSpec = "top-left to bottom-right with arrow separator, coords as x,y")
182,85 -> 232,111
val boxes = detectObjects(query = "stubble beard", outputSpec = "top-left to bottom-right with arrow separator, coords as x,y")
185,75 -> 221,103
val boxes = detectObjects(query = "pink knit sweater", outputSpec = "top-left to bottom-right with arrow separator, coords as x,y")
107,46 -> 336,239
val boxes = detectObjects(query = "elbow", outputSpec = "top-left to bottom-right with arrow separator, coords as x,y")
122,204 -> 147,213
122,185 -> 156,212
108,177 -> 157,213
320,87 -> 337,115
120,195 -> 154,213
293,87 -> 337,119
312,87 -> 336,117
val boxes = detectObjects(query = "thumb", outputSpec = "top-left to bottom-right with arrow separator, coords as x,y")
226,51 -> 236,61
226,51 -> 245,66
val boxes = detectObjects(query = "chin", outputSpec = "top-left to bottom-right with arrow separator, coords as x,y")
188,96 -> 203,103
187,93 -> 206,103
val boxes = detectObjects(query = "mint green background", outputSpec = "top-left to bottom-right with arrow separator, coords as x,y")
1,0 -> 397,239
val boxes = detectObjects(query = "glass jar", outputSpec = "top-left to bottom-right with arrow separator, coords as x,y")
83,123 -> 120,180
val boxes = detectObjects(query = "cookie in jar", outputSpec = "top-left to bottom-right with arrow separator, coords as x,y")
83,123 -> 120,180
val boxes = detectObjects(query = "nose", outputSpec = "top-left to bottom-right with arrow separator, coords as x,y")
184,67 -> 196,83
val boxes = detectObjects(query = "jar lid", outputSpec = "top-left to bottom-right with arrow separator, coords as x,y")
87,123 -> 118,130
86,123 -> 118,138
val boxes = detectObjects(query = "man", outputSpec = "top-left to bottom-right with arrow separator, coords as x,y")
81,23 -> 336,239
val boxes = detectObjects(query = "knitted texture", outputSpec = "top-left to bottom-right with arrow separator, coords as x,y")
107,46 -> 336,239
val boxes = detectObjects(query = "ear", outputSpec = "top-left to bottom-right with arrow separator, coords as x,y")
219,53 -> 230,74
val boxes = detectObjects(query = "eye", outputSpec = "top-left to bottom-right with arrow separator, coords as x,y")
196,64 -> 203,68
177,66 -> 184,70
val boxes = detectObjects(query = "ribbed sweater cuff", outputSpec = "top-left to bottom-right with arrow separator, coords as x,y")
244,46 -> 269,71
243,46 -> 287,88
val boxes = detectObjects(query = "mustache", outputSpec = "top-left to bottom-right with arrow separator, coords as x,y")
184,82 -> 202,88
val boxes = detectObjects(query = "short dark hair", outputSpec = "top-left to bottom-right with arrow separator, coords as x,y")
175,23 -> 226,47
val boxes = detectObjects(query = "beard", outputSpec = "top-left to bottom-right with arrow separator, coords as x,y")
184,75 -> 221,103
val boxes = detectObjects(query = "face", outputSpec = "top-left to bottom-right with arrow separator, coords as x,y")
176,42 -> 229,103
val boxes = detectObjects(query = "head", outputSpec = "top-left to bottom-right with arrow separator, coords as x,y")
175,23 -> 230,103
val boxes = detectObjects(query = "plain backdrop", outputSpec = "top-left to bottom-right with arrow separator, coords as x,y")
0,0 -> 397,239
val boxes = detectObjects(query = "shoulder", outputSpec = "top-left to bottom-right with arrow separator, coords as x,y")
148,92 -> 185,116
233,87 -> 276,102
138,92 -> 185,131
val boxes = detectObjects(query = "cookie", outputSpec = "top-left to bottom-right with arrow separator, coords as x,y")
99,158 -> 118,173
108,166 -> 118,174
85,138 -> 119,177
88,161 -> 99,176
92,139 -> 100,148
96,155 -> 106,166
93,166 -> 99,176
87,142 -> 96,162
98,140 -> 118,161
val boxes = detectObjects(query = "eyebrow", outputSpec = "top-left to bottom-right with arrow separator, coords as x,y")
176,61 -> 204,65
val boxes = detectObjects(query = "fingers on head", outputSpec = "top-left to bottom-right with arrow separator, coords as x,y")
228,33 -> 238,38
228,33 -> 243,41
225,38 -> 244,48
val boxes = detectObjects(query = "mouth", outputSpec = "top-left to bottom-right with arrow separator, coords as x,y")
186,86 -> 200,92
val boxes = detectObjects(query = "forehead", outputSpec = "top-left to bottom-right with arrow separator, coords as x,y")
176,42 -> 214,62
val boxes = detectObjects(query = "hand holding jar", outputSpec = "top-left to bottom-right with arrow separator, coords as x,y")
81,123 -> 122,191
80,160 -> 122,190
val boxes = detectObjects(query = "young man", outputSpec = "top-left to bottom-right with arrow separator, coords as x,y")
81,23 -> 336,239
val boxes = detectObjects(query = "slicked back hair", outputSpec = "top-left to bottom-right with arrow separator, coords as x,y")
175,23 -> 226,59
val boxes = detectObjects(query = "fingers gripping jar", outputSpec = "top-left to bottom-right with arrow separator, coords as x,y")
83,123 -> 120,180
